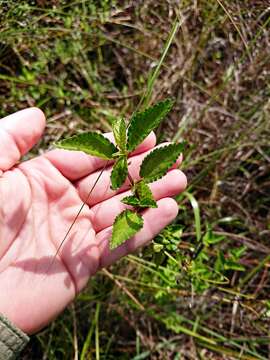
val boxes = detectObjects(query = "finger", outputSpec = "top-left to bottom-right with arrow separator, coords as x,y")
77,145 -> 183,206
0,108 -> 46,171
96,198 -> 179,268
45,131 -> 156,181
92,169 -> 187,232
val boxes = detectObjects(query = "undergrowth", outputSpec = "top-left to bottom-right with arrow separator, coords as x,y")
0,1 -> 269,359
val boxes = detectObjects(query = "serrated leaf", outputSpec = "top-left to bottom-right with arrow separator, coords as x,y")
135,180 -> 157,208
122,195 -> 141,207
122,194 -> 157,208
140,142 -> 185,183
56,132 -> 118,160
112,118 -> 127,152
110,156 -> 128,190
121,181 -> 157,208
127,98 -> 174,152
110,210 -> 144,250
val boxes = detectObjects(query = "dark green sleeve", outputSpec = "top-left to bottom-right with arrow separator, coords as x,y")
0,313 -> 29,360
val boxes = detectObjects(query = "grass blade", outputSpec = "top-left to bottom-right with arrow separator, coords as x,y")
183,192 -> 202,243
136,19 -> 181,111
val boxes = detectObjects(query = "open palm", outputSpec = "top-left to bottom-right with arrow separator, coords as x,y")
0,108 -> 187,334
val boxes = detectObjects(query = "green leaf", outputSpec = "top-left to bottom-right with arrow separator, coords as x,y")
135,180 -> 157,208
229,246 -> 247,260
203,230 -> 224,245
112,118 -> 127,152
56,132 -> 118,160
224,260 -> 245,272
110,156 -> 128,190
140,142 -> 185,183
122,181 -> 157,208
121,195 -> 141,207
110,210 -> 144,250
127,98 -> 174,152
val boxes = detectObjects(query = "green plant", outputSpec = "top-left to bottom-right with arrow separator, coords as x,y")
56,98 -> 185,250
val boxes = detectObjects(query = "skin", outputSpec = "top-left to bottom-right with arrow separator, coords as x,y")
0,108 -> 187,335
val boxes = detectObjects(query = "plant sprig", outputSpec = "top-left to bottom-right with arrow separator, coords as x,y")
56,98 -> 185,250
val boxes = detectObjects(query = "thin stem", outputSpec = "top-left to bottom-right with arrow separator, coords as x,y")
43,161 -> 109,277
95,302 -> 100,360
127,170 -> 134,187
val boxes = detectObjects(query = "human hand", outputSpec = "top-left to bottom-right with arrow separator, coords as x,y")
0,108 -> 187,334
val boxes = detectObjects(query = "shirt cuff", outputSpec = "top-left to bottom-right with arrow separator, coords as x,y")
0,313 -> 29,360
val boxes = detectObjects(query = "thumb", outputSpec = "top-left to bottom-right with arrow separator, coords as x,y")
0,107 -> 46,171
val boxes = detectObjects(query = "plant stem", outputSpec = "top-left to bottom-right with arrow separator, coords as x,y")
127,170 -> 134,187
95,302 -> 100,360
